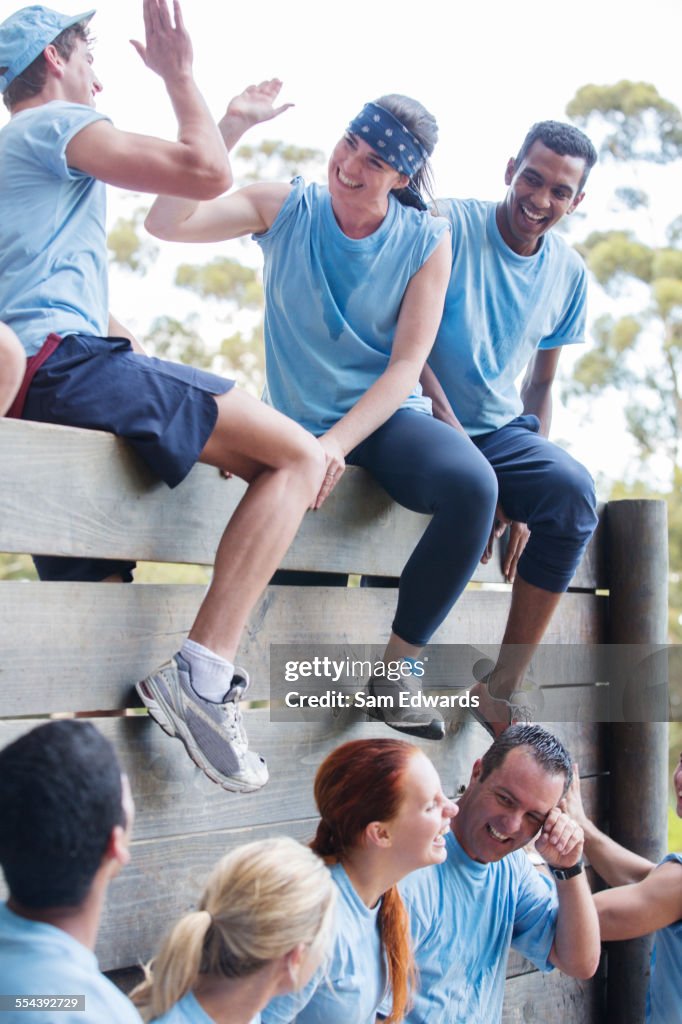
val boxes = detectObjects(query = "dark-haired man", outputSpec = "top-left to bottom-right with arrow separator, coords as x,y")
412,123 -> 598,736
0,720 -> 141,1022
394,725 -> 600,1023
0,2 -> 325,792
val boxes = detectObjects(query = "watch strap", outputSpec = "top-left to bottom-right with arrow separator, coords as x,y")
549,859 -> 584,881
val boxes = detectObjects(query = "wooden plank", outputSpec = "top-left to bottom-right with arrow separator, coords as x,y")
0,582 -> 607,714
0,716 -> 604,845
501,965 -> 605,1023
0,774 -> 605,973
0,710 -> 605,978
0,419 -> 604,587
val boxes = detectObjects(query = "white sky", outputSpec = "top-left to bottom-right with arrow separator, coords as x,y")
2,0 -> 681,493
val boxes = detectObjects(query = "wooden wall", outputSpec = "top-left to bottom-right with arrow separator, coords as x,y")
1,417 -> 667,1023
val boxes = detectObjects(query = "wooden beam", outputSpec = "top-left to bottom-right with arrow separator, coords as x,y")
0,419 -> 604,586
0,582 -> 606,714
604,499 -> 669,1024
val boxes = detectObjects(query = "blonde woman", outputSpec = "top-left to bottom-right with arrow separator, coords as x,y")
132,837 -> 336,1024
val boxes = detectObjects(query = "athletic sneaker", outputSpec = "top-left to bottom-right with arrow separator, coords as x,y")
366,674 -> 445,741
468,678 -> 538,739
136,654 -> 268,793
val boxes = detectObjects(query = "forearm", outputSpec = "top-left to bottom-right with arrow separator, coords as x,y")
325,360 -> 420,454
420,362 -> 468,434
581,819 -> 655,886
551,874 -> 601,978
218,112 -> 256,151
164,72 -> 232,190
521,379 -> 552,436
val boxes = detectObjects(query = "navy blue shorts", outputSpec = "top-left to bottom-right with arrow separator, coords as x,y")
23,333 -> 235,582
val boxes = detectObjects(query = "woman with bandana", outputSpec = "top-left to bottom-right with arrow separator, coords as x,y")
146,82 -> 498,741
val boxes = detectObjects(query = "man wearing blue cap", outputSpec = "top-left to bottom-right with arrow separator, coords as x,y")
0,2 -> 325,794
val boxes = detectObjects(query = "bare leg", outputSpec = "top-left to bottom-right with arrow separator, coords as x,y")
382,632 -> 422,664
473,577 -> 562,736
189,389 -> 325,660
0,323 -> 25,416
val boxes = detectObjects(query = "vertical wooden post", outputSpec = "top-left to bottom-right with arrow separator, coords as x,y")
605,499 -> 669,1024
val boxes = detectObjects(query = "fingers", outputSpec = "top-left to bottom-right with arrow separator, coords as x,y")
536,808 -> 584,866
129,39 -> 146,62
272,102 -> 295,118
141,0 -> 154,39
173,0 -> 185,32
503,521 -> 530,582
313,464 -> 345,510
480,526 -> 495,564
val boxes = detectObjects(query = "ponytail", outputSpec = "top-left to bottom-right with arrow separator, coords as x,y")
312,740 -> 421,1020
132,910 -> 211,1020
379,885 -> 415,1024
311,818 -> 339,862
131,838 -> 336,1021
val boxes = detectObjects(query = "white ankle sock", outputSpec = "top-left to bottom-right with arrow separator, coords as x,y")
181,639 -> 235,703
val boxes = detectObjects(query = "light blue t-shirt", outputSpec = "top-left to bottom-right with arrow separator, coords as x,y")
429,197 -> 587,435
254,178 -> 449,436
0,101 -> 110,356
0,902 -> 142,1023
647,852 -> 682,1024
151,990 -> 260,1023
261,862 -> 385,1024
398,830 -> 557,1024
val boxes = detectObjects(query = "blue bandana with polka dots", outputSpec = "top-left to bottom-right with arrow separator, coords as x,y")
347,102 -> 427,177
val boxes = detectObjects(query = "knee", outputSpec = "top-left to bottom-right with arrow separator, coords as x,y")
443,456 -> 498,518
290,428 -> 326,496
543,457 -> 598,538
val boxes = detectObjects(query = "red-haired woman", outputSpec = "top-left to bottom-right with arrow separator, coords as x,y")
261,738 -> 456,1024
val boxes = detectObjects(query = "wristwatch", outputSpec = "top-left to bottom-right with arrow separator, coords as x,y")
548,860 -> 584,881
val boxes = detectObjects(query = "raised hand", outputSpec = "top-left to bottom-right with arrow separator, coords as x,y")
130,0 -> 193,81
559,763 -> 589,830
223,79 -> 294,131
536,806 -> 584,870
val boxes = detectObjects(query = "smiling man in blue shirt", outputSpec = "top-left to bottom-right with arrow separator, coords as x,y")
421,123 -> 600,735
394,725 -> 600,1023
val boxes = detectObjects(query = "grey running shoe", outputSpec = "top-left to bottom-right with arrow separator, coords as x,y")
366,675 -> 445,741
468,676 -> 539,740
136,654 -> 268,793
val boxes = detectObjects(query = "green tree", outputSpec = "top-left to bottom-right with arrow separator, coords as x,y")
107,202 -> 159,274
564,81 -> 682,638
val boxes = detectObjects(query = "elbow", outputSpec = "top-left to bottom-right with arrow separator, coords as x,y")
196,161 -> 232,200
187,153 -> 232,200
576,950 -> 601,980
559,949 -> 601,980
144,210 -> 173,241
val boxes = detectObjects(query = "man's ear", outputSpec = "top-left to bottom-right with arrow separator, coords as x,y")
567,191 -> 585,215
504,157 -> 516,187
365,820 -> 392,848
105,824 -> 131,872
470,758 -> 483,784
43,43 -> 65,77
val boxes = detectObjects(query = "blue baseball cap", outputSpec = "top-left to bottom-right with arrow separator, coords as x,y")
0,5 -> 95,94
